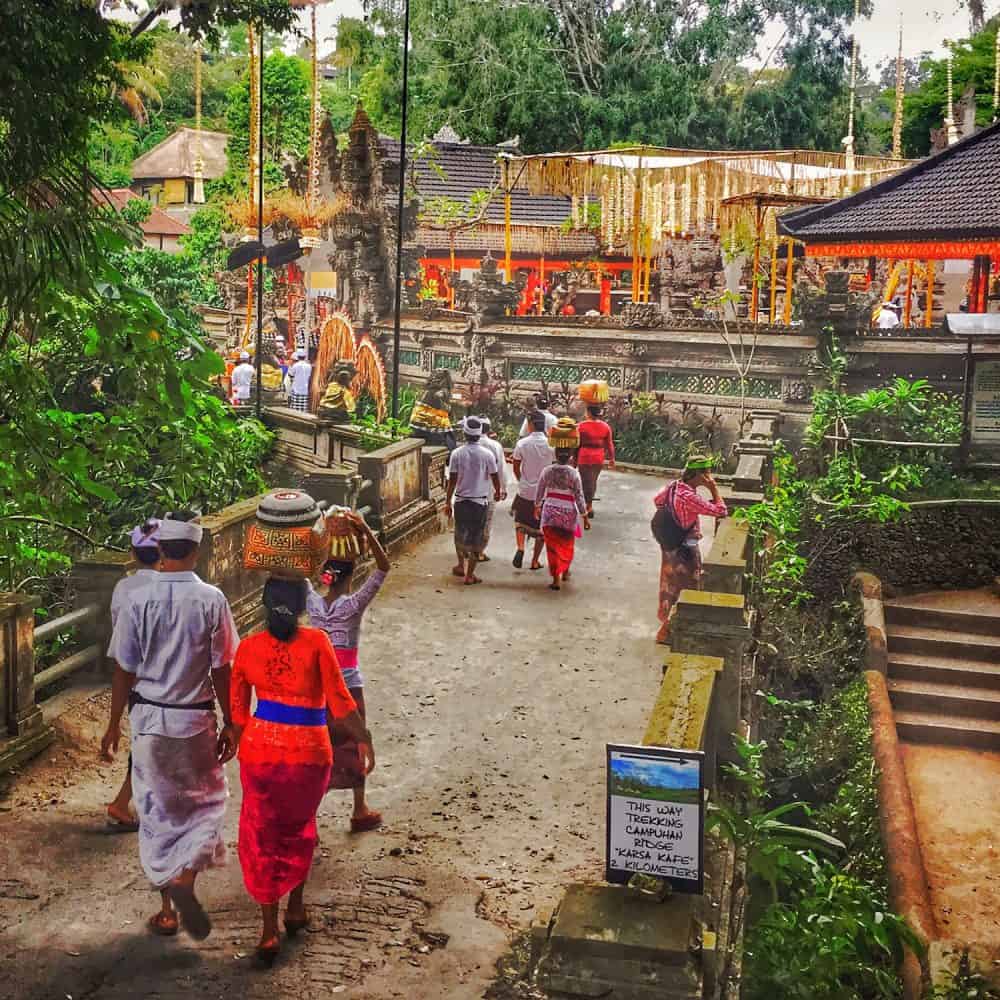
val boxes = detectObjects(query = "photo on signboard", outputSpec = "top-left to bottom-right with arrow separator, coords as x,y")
608,752 -> 700,805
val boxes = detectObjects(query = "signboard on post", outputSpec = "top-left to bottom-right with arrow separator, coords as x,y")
971,357 -> 1000,445
605,744 -> 704,893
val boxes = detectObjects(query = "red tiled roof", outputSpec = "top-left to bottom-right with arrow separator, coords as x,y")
96,188 -> 192,238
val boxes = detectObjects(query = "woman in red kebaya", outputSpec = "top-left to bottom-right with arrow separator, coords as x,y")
231,578 -> 374,963
576,405 -> 615,518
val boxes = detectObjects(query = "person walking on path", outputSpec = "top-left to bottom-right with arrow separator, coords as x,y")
511,411 -> 553,570
445,416 -> 501,585
231,577 -> 374,964
307,513 -> 389,833
535,430 -> 589,591
285,349 -> 312,412
652,456 -> 728,645
101,512 -> 241,941
576,405 -> 615,518
231,350 -> 256,405
518,395 -> 558,438
477,416 -> 508,562
105,519 -> 162,832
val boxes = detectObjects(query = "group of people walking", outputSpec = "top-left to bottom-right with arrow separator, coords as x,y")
446,396 -> 616,591
100,508 -> 390,961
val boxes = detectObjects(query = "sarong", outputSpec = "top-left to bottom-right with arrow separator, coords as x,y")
130,729 -> 227,888
238,761 -> 331,904
288,391 -> 310,412
454,499 -> 488,554
483,499 -> 496,547
579,464 -> 601,508
543,526 -> 576,578
658,546 -> 702,633
512,495 -> 541,537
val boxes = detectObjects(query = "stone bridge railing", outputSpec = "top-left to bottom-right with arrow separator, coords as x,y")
0,433 -> 450,776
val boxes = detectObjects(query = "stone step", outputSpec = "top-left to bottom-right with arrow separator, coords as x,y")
895,709 -> 1000,750
888,677 -> 1000,720
886,624 -> 1000,663
888,652 -> 1000,690
885,601 -> 1000,638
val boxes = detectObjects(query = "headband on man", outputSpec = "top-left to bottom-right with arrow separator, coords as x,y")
130,519 -> 161,549
159,517 -> 204,544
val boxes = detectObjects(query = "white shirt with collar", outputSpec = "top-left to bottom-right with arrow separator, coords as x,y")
481,435 -> 507,489
109,570 -> 240,738
286,360 -> 313,395
231,362 -> 255,400
448,438 -> 499,505
513,431 -> 555,500
107,567 -> 159,655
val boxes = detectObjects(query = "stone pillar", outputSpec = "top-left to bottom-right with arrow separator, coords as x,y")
0,593 -> 53,772
421,445 -> 450,530
303,464 -> 362,511
670,590 -> 750,767
70,552 -> 131,673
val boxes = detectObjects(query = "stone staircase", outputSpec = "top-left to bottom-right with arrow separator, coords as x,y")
885,595 -> 1000,749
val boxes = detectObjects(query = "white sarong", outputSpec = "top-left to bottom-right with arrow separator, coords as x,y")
131,728 -> 228,888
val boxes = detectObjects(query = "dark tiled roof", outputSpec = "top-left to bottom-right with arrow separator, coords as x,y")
379,138 -> 571,227
779,122 -> 1000,243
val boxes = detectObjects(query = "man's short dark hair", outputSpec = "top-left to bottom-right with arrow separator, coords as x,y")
133,546 -> 159,566
530,410 -> 547,430
159,539 -> 199,561
536,397 -> 549,409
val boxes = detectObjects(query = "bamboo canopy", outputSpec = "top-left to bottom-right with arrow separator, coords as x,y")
504,146 -> 913,253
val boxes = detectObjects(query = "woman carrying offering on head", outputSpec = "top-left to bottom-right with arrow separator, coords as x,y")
652,455 -> 727,645
535,419 -> 590,591
576,404 -> 615,519
231,577 -> 374,963
307,513 -> 389,833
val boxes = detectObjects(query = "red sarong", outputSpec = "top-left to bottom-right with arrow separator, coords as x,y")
238,760 -> 331,904
543,526 -> 575,578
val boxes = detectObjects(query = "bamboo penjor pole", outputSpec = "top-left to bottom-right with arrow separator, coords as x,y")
925,260 -> 935,328
783,237 -> 795,324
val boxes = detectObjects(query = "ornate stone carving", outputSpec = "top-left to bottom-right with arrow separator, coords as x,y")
782,378 -> 813,403
613,340 -> 648,358
621,301 -> 663,329
623,367 -> 647,391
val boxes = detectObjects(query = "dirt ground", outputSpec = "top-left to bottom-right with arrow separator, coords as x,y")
0,470 -> 676,1000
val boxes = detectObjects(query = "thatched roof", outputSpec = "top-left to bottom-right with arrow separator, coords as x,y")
131,127 -> 230,181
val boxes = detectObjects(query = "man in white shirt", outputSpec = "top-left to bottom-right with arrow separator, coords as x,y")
285,348 -> 313,412
518,395 -> 559,438
876,303 -> 900,330
445,416 -> 502,584
102,512 -> 240,942
105,519 -> 162,831
231,350 -> 255,404
511,410 -> 555,569
477,416 -> 507,562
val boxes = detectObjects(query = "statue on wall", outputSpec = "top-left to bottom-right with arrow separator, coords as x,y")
317,360 -> 358,423
409,368 -> 457,450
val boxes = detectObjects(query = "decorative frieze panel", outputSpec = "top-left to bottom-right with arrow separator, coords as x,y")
398,349 -> 421,367
652,370 -> 782,400
433,352 -> 463,371
510,362 -> 623,388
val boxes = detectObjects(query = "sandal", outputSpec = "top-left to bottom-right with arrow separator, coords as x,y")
512,550 -> 524,568
464,576 -> 482,585
451,566 -> 466,577
256,936 -> 281,965
148,911 -> 179,937
350,810 -> 383,833
106,805 -> 140,833
529,563 -> 543,571
549,583 -> 561,591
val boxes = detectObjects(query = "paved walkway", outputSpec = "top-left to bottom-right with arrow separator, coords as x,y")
0,470 -> 677,1000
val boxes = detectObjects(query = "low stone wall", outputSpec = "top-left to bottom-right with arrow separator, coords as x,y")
803,500 -> 1000,598
0,595 -> 52,772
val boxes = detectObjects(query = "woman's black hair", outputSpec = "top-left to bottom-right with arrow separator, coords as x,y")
555,447 -> 574,463
320,558 -> 355,583
263,577 -> 307,641
586,404 -> 603,418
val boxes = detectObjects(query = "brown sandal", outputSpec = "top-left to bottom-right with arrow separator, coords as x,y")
256,936 -> 281,965
148,911 -> 179,937
350,809 -> 383,833
106,804 -> 140,832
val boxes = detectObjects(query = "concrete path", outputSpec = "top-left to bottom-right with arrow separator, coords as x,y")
0,470 -> 679,1000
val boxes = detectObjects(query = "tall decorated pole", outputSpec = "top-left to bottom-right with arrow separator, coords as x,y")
842,0 -> 861,179
892,18 -> 905,159
193,41 -> 206,204
945,45 -> 960,146
390,0 -> 412,420
993,26 -> 999,122
255,21 -> 265,419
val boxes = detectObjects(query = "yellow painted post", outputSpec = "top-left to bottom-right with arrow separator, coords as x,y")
782,237 -> 795,324
449,231 -> 456,309
503,160 -> 513,283
924,259 -> 935,328
749,204 -> 763,324
631,162 -> 643,302
903,260 -> 915,327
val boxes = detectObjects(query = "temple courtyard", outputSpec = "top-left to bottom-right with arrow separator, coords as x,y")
0,471 -> 682,1000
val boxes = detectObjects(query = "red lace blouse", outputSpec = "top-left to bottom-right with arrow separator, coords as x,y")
231,626 -> 358,766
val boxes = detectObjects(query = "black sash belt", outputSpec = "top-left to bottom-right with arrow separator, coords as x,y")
129,691 -> 215,711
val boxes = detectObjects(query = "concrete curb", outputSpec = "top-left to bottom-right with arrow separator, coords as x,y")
865,668 -> 937,999
853,571 -> 888,675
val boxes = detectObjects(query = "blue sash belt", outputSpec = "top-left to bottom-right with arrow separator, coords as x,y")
254,699 -> 327,726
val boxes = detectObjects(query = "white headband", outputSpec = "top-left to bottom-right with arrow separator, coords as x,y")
159,518 -> 204,544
